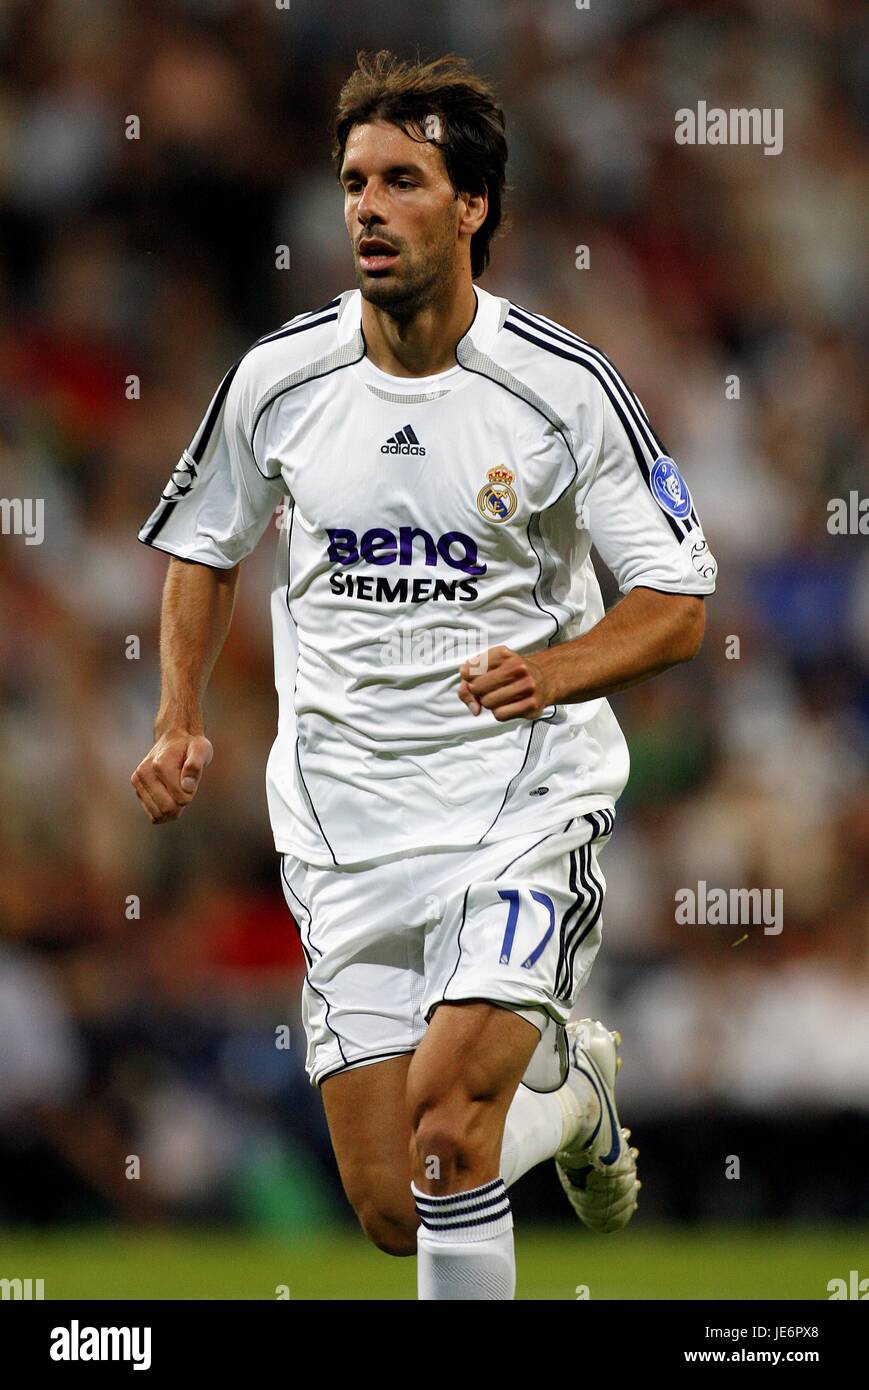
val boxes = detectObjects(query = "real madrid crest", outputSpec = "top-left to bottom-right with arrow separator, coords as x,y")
476,466 -> 517,523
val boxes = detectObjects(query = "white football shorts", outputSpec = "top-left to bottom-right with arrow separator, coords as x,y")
279,807 -> 615,1089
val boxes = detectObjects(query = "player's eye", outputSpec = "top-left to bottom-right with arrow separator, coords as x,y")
394,178 -> 414,190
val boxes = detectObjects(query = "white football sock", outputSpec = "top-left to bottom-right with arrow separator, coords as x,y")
500,1075 -> 601,1187
413,1178 -> 515,1300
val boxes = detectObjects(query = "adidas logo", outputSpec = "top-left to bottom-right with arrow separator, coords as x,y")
381,424 -> 426,456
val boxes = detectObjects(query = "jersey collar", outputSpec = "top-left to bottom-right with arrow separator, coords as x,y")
335,283 -> 505,361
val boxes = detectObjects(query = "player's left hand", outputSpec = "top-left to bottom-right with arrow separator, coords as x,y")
457,645 -> 554,721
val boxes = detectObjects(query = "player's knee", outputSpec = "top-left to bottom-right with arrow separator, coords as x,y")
353,1194 -> 417,1257
411,1108 -> 478,1182
409,1068 -> 500,1181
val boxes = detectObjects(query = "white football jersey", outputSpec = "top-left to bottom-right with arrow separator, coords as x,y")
138,285 -> 717,867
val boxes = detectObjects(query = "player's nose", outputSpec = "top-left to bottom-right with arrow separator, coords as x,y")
357,181 -> 386,224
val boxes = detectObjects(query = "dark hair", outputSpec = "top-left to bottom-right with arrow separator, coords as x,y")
332,49 -> 509,279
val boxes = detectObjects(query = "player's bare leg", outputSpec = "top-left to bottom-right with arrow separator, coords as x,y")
405,1000 -> 539,1299
407,1001 -> 538,1191
318,1001 -> 636,1298
320,1054 -> 417,1256
317,1005 -> 540,1261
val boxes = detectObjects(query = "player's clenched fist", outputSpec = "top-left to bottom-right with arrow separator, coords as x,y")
130,731 -> 213,824
457,645 -> 553,721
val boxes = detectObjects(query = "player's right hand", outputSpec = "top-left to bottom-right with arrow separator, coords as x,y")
130,731 -> 214,824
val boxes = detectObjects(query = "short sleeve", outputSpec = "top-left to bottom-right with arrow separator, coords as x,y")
577,374 -> 718,596
137,358 -> 286,568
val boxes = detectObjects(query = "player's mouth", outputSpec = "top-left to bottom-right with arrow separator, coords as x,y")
358,236 -> 400,272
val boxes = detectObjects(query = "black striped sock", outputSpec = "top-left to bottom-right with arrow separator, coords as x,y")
411,1177 -> 512,1243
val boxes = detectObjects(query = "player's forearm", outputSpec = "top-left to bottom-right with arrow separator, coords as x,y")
154,557 -> 240,738
532,587 -> 705,706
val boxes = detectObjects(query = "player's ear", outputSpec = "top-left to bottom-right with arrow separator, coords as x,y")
457,188 -> 488,237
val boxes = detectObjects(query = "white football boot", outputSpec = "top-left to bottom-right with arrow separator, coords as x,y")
555,1019 -> 640,1233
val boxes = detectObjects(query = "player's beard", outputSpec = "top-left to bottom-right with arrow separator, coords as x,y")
355,217 -> 459,323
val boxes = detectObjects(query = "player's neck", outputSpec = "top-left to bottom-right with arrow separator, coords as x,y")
359,275 -> 477,378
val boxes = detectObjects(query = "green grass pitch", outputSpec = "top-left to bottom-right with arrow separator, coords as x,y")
2,1226 -> 865,1300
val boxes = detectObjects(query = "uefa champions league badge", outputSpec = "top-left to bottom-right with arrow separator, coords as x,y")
162,450 -> 198,501
650,455 -> 692,519
477,466 -> 518,523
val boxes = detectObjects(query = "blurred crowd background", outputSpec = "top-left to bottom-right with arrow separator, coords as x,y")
0,0 -> 866,1238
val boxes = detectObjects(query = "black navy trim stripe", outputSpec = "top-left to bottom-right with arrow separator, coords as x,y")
442,807 -> 613,1005
503,309 -> 687,543
140,500 -> 176,546
279,856 -> 347,1063
413,1178 -> 512,1231
557,817 -> 609,1000
554,811 -> 613,999
555,845 -> 585,998
492,818 -> 575,881
473,708 -> 563,845
275,296 -> 342,329
528,510 -> 573,633
189,310 -> 340,469
506,301 -> 693,543
278,860 -> 324,964
507,301 -> 672,468
556,834 -> 603,1000
283,496 -> 341,867
416,1205 -> 511,1233
417,1207 -> 511,1230
509,302 -> 660,440
439,880 -> 473,1003
250,336 -> 364,448
414,1193 -> 509,1223
562,837 -> 603,999
454,348 -> 584,657
570,839 -> 604,963
316,1047 -> 418,1088
139,306 -> 340,546
414,1184 -> 505,1216
278,854 -> 313,973
587,808 -> 615,838
133,535 -> 237,568
294,736 -> 339,867
283,495 -> 297,620
250,298 -> 342,355
264,345 -> 368,868
504,313 -> 685,543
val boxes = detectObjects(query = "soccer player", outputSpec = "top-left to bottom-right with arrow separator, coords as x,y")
132,50 -> 717,1300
